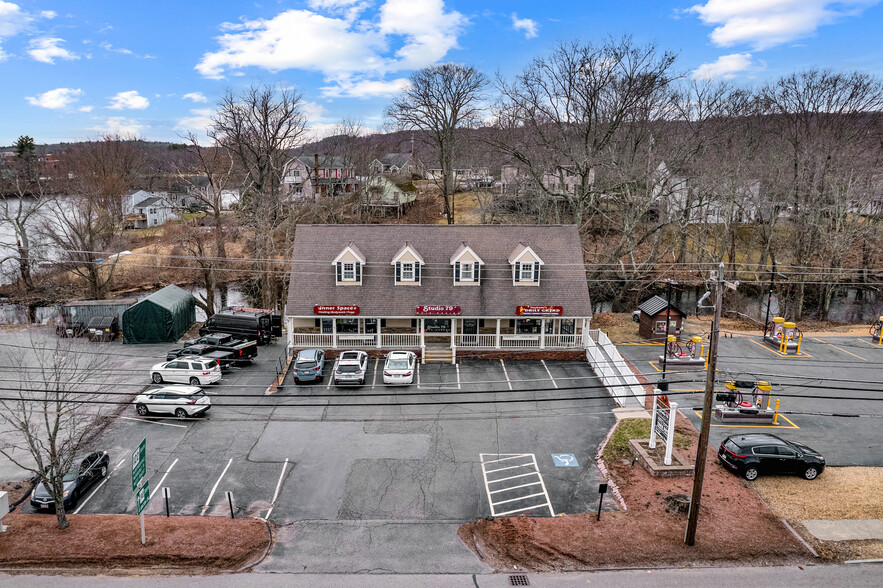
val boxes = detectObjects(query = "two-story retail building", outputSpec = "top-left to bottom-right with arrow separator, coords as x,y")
285,224 -> 592,360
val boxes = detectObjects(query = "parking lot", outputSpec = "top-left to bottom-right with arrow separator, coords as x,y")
615,334 -> 883,466
16,338 -> 614,543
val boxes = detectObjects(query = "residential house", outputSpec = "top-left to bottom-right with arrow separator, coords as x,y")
653,161 -> 766,224
282,154 -> 359,200
124,190 -> 176,229
361,176 -> 418,216
368,153 -> 425,178
425,166 -> 493,188
500,163 -> 584,196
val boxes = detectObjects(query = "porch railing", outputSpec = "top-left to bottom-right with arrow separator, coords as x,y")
290,332 -> 587,350
545,334 -> 582,348
380,334 -> 421,348
454,334 -> 497,347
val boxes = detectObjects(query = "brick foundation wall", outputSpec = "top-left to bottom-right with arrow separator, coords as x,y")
455,349 -> 587,361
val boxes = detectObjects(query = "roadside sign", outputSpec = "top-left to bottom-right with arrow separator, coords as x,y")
132,438 -> 146,492
135,480 -> 150,515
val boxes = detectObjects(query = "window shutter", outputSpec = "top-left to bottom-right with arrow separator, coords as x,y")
475,264 -> 481,283
455,262 -> 460,282
336,262 -> 342,282
533,262 -> 540,283
415,262 -> 421,282
355,262 -> 361,282
395,262 -> 401,282
513,263 -> 520,282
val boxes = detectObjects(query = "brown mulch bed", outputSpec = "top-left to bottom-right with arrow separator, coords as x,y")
459,417 -> 808,571
0,480 -> 35,507
0,514 -> 270,572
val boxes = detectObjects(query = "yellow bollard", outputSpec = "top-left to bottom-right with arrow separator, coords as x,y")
779,335 -> 786,354
773,399 -> 780,425
796,334 -> 802,354
879,327 -> 882,346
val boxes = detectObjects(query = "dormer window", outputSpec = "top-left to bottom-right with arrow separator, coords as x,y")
333,242 -> 365,285
508,243 -> 544,286
450,242 -> 483,285
392,242 -> 424,286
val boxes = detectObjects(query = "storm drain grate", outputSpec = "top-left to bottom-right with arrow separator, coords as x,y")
509,575 -> 530,586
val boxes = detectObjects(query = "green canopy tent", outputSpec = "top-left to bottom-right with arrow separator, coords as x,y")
122,285 -> 196,344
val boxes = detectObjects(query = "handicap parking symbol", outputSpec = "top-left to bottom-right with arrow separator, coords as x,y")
551,453 -> 579,467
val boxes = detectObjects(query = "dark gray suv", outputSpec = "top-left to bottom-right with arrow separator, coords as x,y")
293,348 -> 325,383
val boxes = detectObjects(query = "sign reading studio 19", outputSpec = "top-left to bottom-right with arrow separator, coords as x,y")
649,392 -> 678,466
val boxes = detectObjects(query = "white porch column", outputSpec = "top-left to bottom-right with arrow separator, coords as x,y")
495,318 -> 501,349
450,318 -> 457,349
581,318 -> 589,347
540,319 -> 546,349
332,317 -> 338,349
420,318 -> 425,348
376,319 -> 382,348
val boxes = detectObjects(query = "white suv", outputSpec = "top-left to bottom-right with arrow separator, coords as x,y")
134,385 -> 211,418
333,350 -> 369,385
150,359 -> 222,385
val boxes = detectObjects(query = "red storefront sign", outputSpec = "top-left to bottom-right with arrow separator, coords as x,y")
516,305 -> 563,316
313,305 -> 360,315
416,305 -> 461,315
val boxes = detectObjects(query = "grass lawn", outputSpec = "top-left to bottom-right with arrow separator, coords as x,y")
603,418 -> 691,464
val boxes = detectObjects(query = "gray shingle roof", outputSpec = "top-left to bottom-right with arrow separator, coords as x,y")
133,196 -> 164,207
638,295 -> 684,317
286,225 -> 591,318
379,153 -> 412,167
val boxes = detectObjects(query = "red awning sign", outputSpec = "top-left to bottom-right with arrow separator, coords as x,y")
516,305 -> 563,316
416,305 -> 461,315
313,305 -> 360,315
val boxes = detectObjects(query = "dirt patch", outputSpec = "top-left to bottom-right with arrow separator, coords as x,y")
602,418 -> 690,464
752,467 -> 883,561
0,513 -> 270,573
460,415 -> 808,571
0,479 -> 35,508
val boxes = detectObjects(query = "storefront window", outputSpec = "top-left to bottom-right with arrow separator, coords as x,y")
336,318 -> 359,333
516,319 -> 541,334
561,319 -> 575,334
364,319 -> 378,333
321,318 -> 333,334
424,318 -> 451,333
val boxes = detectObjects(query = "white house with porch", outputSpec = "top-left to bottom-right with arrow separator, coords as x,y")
284,224 -> 593,362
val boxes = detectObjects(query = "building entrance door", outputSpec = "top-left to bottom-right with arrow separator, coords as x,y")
462,319 -> 478,344
424,318 -> 451,344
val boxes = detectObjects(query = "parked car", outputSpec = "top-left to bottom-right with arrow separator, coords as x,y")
383,351 -> 417,385
718,433 -> 825,481
200,309 -> 273,345
150,358 -> 222,385
134,385 -> 211,418
334,350 -> 369,385
181,332 -> 258,364
292,348 -> 326,384
30,451 -> 110,511
165,344 -> 235,368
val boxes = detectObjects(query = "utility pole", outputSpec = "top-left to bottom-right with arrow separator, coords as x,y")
763,260 -> 776,338
685,262 -> 723,546
661,280 -> 676,380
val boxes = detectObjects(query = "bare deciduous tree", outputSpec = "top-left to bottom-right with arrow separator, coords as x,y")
0,335 -> 113,529
387,64 -> 488,224
210,84 -> 308,309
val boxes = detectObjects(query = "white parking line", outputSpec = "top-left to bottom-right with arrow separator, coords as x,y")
200,458 -> 233,516
416,364 -> 421,388
264,458 -> 289,521
499,359 -> 513,390
372,358 -> 379,389
456,363 -> 461,390
326,359 -> 338,389
120,416 -> 187,428
73,457 -> 128,514
151,458 -> 179,496
479,453 -> 555,517
541,360 -> 559,389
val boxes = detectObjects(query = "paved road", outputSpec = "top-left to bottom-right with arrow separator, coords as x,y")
5,564 -> 882,587
615,335 -> 883,466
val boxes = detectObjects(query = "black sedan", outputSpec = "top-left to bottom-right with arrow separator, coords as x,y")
30,451 -> 110,511
718,433 -> 825,481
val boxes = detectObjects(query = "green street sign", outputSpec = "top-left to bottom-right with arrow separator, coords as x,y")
135,480 -> 150,515
132,438 -> 147,492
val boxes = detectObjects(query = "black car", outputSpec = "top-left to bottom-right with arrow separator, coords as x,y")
30,451 -> 110,511
718,433 -> 825,481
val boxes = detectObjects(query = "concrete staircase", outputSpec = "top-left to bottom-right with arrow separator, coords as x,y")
423,344 -> 454,364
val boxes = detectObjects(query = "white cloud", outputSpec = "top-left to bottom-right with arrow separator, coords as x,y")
692,53 -> 756,79
300,100 -> 326,120
320,76 -> 410,98
182,91 -> 208,103
78,105 -> 93,112
688,1 -> 881,50
99,41 -> 133,55
197,1 -> 466,98
107,90 -> 149,110
25,87 -> 83,109
40,10 -> 56,19
175,108 -> 214,135
0,1 -> 32,38
27,36 -> 79,63
511,13 -> 538,39
90,116 -> 145,137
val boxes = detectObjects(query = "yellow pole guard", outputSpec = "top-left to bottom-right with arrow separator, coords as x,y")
780,335 -> 786,354
796,333 -> 802,354
667,334 -> 676,343
705,349 -> 709,370
773,399 -> 780,424
879,327 -> 882,346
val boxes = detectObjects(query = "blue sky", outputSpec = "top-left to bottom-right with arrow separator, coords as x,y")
1,0 -> 882,145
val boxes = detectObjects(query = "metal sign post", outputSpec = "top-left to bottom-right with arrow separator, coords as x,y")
596,483 -> 608,521
131,438 -> 148,546
136,481 -> 150,545
163,487 -> 171,517
226,491 -> 235,519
